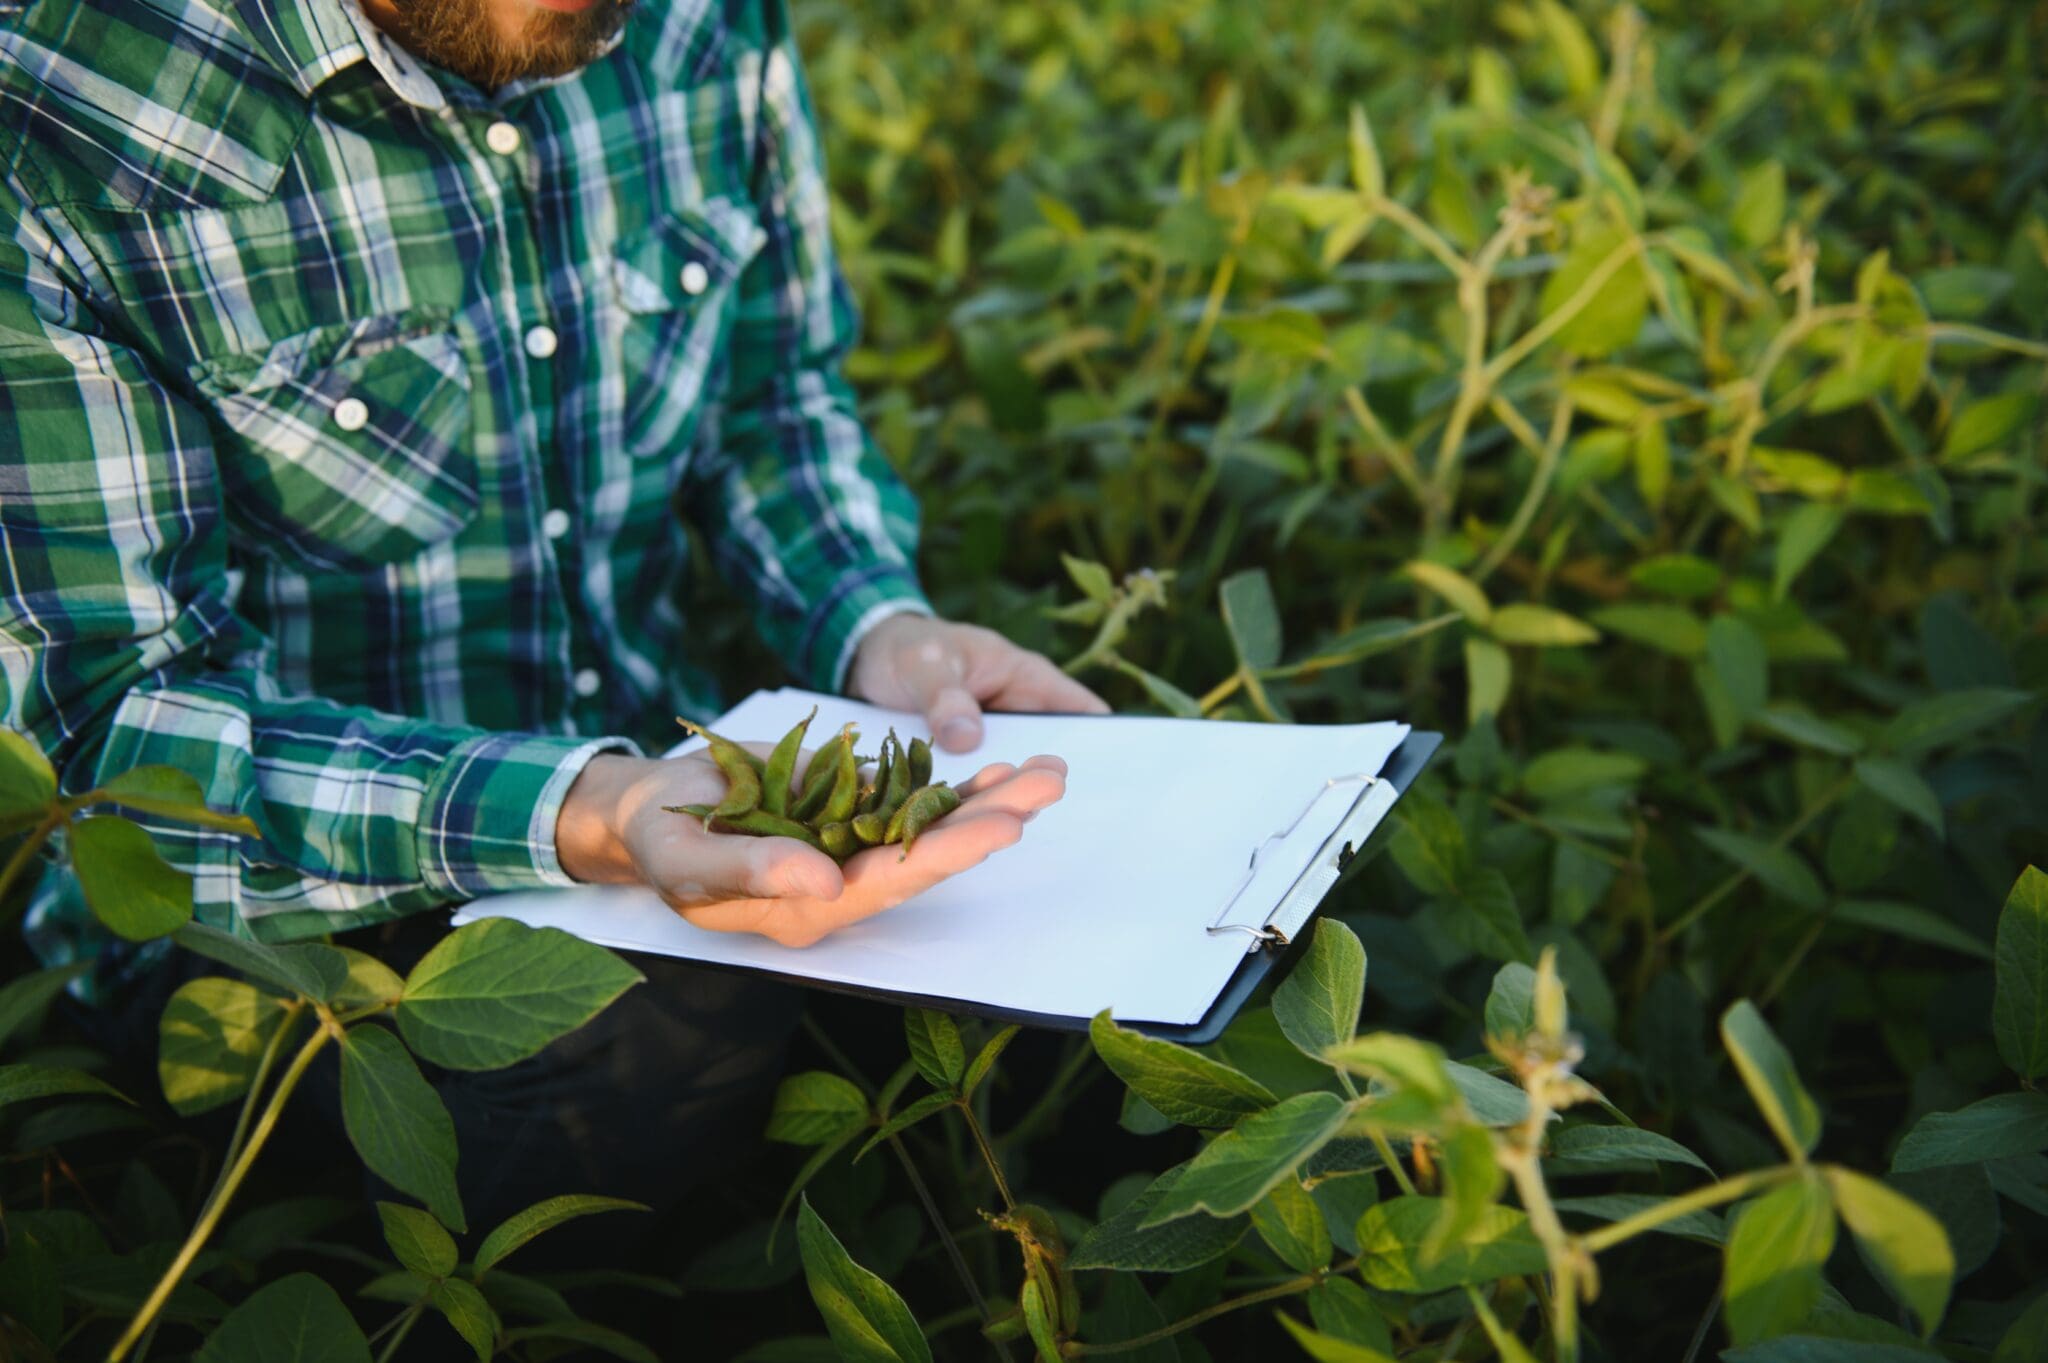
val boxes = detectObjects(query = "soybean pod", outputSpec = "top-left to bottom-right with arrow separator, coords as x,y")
761,706 -> 815,817
791,724 -> 854,823
818,729 -> 862,825
906,736 -> 933,790
663,804 -> 828,852
896,783 -> 961,859
676,719 -> 762,821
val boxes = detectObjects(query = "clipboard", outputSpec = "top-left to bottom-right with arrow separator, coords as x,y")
587,727 -> 1442,1045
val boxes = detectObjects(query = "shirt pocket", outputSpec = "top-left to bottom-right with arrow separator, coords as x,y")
187,312 -> 480,574
610,197 -> 766,461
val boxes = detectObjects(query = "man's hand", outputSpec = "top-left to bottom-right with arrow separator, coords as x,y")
556,748 -> 1067,947
848,615 -> 1109,753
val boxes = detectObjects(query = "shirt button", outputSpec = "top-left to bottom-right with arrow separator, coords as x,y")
678,261 -> 710,296
332,396 -> 369,432
541,508 -> 571,539
484,121 -> 522,156
572,668 -> 602,698
523,325 -> 558,359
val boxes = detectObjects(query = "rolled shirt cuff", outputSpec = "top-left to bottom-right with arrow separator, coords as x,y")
415,731 -> 643,899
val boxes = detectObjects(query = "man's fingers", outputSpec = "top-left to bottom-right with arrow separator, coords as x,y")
956,766 -> 1065,820
924,683 -> 984,752
843,810 -> 1025,886
657,832 -> 843,907
954,761 -> 1017,797
987,651 -> 1112,715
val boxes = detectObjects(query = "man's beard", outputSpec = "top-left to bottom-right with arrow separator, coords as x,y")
385,0 -> 631,90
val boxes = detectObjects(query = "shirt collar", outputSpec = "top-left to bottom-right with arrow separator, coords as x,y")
230,0 -> 448,111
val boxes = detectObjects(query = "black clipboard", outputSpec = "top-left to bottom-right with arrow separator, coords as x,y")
629,729 -> 1442,1046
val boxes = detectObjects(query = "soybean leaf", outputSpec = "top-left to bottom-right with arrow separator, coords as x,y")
1484,963 -> 1536,1038
193,1273 -> 370,1363
1439,868 -> 1532,964
1732,160 -> 1787,249
1069,1164 -> 1248,1271
1061,554 -> 1116,605
1110,658 -> 1204,718
1251,1177 -> 1331,1272
1278,614 -> 1458,675
1822,1168 -> 1952,1336
396,918 -> 642,1070
1347,104 -> 1384,199
1404,561 -> 1491,624
1220,569 -> 1283,671
855,1091 -> 954,1162
1696,829 -> 1825,911
1488,604 -> 1599,647
429,1277 -> 499,1362
475,1195 -> 647,1275
1880,688 -> 2033,756
1324,1034 -> 1460,1129
172,922 -> 350,1003
1545,1123 -> 1712,1175
331,948 -> 406,1011
1540,225 -> 1647,356
1994,866 -> 2048,1080
93,766 -> 260,836
158,976 -> 292,1116
70,815 -> 191,941
1305,1278 -> 1393,1351
1141,1092 -> 1349,1224
1426,1124 -> 1504,1260
903,1009 -> 965,1090
0,728 -> 56,821
1277,1313 -> 1397,1363
1831,899 -> 1990,960
1753,707 -> 1864,757
1708,616 -> 1770,719
0,1062 -> 129,1110
795,1197 -> 932,1363
338,1024 -> 464,1232
500,1320 -> 659,1363
1723,1175 -> 1837,1346
378,1201 -> 457,1279
0,961 -> 89,1052
1942,391 -> 2038,460
1590,603 -> 1706,657
767,1072 -> 871,1146
1090,1011 -> 1274,1127
1554,1193 -> 1725,1244
1521,748 -> 1647,801
1019,1275 -> 1061,1362
1774,504 -> 1845,599
1721,1001 -> 1823,1159
1272,918 -> 1366,1061
961,1024 -> 1019,1099
1853,759 -> 1945,835
1355,1197 -> 1546,1292
1891,1093 -> 2048,1172
0,1231 -> 59,1349
1445,1061 -> 1532,1127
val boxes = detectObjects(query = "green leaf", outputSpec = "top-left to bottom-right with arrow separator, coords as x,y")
1019,1274 -> 1061,1363
962,1025 -> 1019,1099
1723,1174 -> 1836,1346
1993,1292 -> 2048,1363
1853,759 -> 1944,836
1891,1093 -> 2048,1171
766,1071 -> 871,1146
1280,614 -> 1458,674
1774,503 -> 1846,598
1463,638 -> 1511,724
1069,1163 -> 1249,1271
331,948 -> 406,1010
158,976 -> 290,1116
1721,1001 -> 1823,1159
1251,1176 -> 1331,1272
1305,1277 -> 1393,1351
1555,1193 -> 1725,1244
1089,1011 -> 1275,1128
396,917 -> 642,1070
1543,1123 -> 1713,1175
93,766 -> 261,836
1389,791 -> 1469,896
1696,829 -> 1825,911
1753,707 -> 1865,756
854,1090 -> 955,1162
1277,1312 -> 1397,1363
0,728 -> 56,822
1535,0 -> 1600,95
1589,603 -> 1707,657
1404,561 -> 1491,624
378,1201 -> 457,1279
1484,963 -> 1536,1038
172,923 -> 349,1002
1323,1034 -> 1461,1129
1880,688 -> 2033,756
1426,1124 -> 1504,1259
474,1195 -> 647,1275
1823,1167 -> 1952,1335
1356,1197 -> 1546,1292
1539,225 -> 1647,356
69,815 -> 191,942
795,1197 -> 932,1363
1222,308 -> 1329,362
1061,554 -> 1116,605
0,961 -> 90,1052
1995,867 -> 2048,1080
0,1062 -> 129,1110
1708,616 -> 1770,719
429,1277 -> 498,1362
1634,417 -> 1671,508
903,1009 -> 965,1090
1732,160 -> 1787,250
338,1024 -> 464,1232
1110,658 -> 1203,718
1219,569 -> 1283,671
1942,392 -> 2038,461
500,1321 -> 659,1363
1272,918 -> 1366,1062
1831,899 -> 1990,960
1521,748 -> 1647,800
194,1273 -> 370,1363
1629,553 -> 1723,599
1440,868 -> 1532,964
1488,603 -> 1599,647
1140,1092 -> 1349,1224
1347,104 -> 1384,200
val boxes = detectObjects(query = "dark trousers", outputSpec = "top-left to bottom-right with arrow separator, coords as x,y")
80,912 -> 804,1263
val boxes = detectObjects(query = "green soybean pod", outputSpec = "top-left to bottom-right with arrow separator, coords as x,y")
791,725 -> 854,822
819,821 -> 858,860
877,729 -> 912,819
664,805 -> 829,852
818,730 -> 862,824
761,706 -> 816,817
907,736 -> 933,790
885,781 -> 946,844
675,718 -> 766,774
850,811 -> 887,846
896,784 -> 961,860
858,734 -> 895,816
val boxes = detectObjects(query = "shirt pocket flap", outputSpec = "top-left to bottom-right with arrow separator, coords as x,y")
611,198 -> 766,313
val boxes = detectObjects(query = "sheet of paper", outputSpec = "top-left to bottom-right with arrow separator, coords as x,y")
453,689 -> 1409,1025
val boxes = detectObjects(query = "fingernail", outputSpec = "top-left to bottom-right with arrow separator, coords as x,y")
940,718 -> 981,751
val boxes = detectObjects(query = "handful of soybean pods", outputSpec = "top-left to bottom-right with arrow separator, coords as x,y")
664,708 -> 962,862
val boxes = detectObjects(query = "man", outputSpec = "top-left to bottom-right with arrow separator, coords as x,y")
0,0 -> 1102,1228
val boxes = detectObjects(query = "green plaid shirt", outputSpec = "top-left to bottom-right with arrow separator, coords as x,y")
0,0 -> 930,966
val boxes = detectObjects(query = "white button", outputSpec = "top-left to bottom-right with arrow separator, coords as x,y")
524,325 -> 558,359
485,121 -> 521,156
541,508 -> 571,539
572,668 -> 601,697
678,261 -> 710,296
332,396 -> 369,432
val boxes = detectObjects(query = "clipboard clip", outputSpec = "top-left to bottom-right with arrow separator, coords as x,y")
1205,772 -> 1381,952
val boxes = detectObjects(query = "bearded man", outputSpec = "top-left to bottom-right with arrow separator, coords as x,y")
0,0 -> 1100,1233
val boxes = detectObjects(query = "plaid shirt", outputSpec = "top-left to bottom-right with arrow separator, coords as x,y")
0,0 -> 930,967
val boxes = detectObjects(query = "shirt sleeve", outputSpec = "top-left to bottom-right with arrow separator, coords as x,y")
678,0 -> 933,694
0,185 -> 633,945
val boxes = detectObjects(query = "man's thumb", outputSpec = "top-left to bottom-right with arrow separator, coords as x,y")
925,684 -> 983,753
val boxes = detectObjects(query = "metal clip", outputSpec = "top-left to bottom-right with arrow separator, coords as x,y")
1204,772 -> 1380,951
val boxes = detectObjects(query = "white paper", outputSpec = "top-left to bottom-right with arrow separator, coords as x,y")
453,689 -> 1410,1025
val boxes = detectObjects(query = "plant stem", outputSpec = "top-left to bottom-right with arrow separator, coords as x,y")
198,999 -> 307,1219
1367,1130 -> 1418,1197
1579,1164 -> 1796,1253
888,1135 -> 1013,1363
372,1303 -> 425,1363
106,1024 -> 333,1362
1065,1260 -> 1355,1356
0,811 -> 62,916
956,1099 -> 1015,1211
1472,383 -> 1576,584
999,1037 -> 1096,1150
1654,774 -> 1852,945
